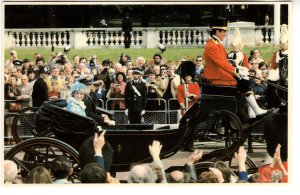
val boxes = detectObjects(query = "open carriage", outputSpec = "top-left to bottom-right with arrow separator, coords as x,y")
4,83 -> 264,182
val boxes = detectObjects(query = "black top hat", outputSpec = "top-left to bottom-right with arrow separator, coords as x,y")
132,67 -> 143,74
210,18 -> 228,31
13,60 -> 23,66
77,74 -> 94,85
115,72 -> 127,81
180,61 -> 196,80
38,66 -> 49,74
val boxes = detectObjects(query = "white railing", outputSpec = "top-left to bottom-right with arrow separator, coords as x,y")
4,26 -> 275,49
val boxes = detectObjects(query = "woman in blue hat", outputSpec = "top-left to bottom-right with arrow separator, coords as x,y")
66,82 -> 88,116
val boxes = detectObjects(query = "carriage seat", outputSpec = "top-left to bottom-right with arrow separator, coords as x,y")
200,83 -> 241,114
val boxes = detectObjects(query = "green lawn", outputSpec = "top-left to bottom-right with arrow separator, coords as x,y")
5,46 -> 279,64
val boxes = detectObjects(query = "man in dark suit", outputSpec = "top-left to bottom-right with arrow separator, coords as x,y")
32,66 -> 49,107
124,68 -> 147,124
122,13 -> 133,48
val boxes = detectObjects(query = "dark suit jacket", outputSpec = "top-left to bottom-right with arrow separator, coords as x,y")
84,93 -> 105,125
32,77 -> 48,107
124,80 -> 147,112
122,17 -> 132,34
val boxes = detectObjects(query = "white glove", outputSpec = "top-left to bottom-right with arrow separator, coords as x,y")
141,110 -> 145,116
236,66 -> 249,79
109,120 -> 115,126
125,109 -> 128,116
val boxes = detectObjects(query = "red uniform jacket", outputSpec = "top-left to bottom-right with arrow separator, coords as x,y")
177,82 -> 200,109
243,53 -> 249,69
202,38 -> 237,86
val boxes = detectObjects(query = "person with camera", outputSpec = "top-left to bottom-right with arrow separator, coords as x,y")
98,59 -> 114,95
5,49 -> 19,71
124,68 -> 147,124
145,70 -> 163,110
87,54 -> 100,70
60,76 -> 74,100
78,62 -> 91,75
106,72 -> 127,110
160,64 -> 180,105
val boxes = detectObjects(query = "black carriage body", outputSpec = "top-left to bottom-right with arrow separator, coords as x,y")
36,82 -> 249,170
36,100 -> 191,172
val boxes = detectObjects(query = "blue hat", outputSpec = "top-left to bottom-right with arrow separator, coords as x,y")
72,82 -> 88,93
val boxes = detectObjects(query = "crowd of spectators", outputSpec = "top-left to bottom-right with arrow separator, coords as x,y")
4,47 -> 270,112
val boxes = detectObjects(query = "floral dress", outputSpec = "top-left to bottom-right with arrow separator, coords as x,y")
66,97 -> 86,116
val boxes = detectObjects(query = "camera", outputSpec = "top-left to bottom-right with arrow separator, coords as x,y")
57,54 -> 67,65
90,60 -> 95,67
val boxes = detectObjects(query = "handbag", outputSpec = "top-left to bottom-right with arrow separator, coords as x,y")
9,102 -> 23,112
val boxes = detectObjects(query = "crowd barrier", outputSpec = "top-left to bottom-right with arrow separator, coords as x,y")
4,98 -> 266,144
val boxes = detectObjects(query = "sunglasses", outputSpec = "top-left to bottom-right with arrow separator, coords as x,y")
196,60 -> 202,62
250,63 -> 258,65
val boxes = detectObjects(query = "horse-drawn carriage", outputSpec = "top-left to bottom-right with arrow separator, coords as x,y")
5,83 -> 270,182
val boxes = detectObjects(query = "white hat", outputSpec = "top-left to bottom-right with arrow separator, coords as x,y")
280,24 -> 288,44
231,28 -> 244,50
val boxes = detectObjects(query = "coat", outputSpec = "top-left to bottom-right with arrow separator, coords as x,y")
124,80 -> 147,112
32,77 -> 49,107
122,17 -> 133,34
202,38 -> 237,86
66,97 -> 86,116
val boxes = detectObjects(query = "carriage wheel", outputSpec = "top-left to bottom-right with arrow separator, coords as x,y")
4,137 -> 81,183
12,107 -> 54,143
195,110 -> 244,158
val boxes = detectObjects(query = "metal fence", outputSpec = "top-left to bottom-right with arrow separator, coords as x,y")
105,98 -> 168,125
4,97 -> 266,144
